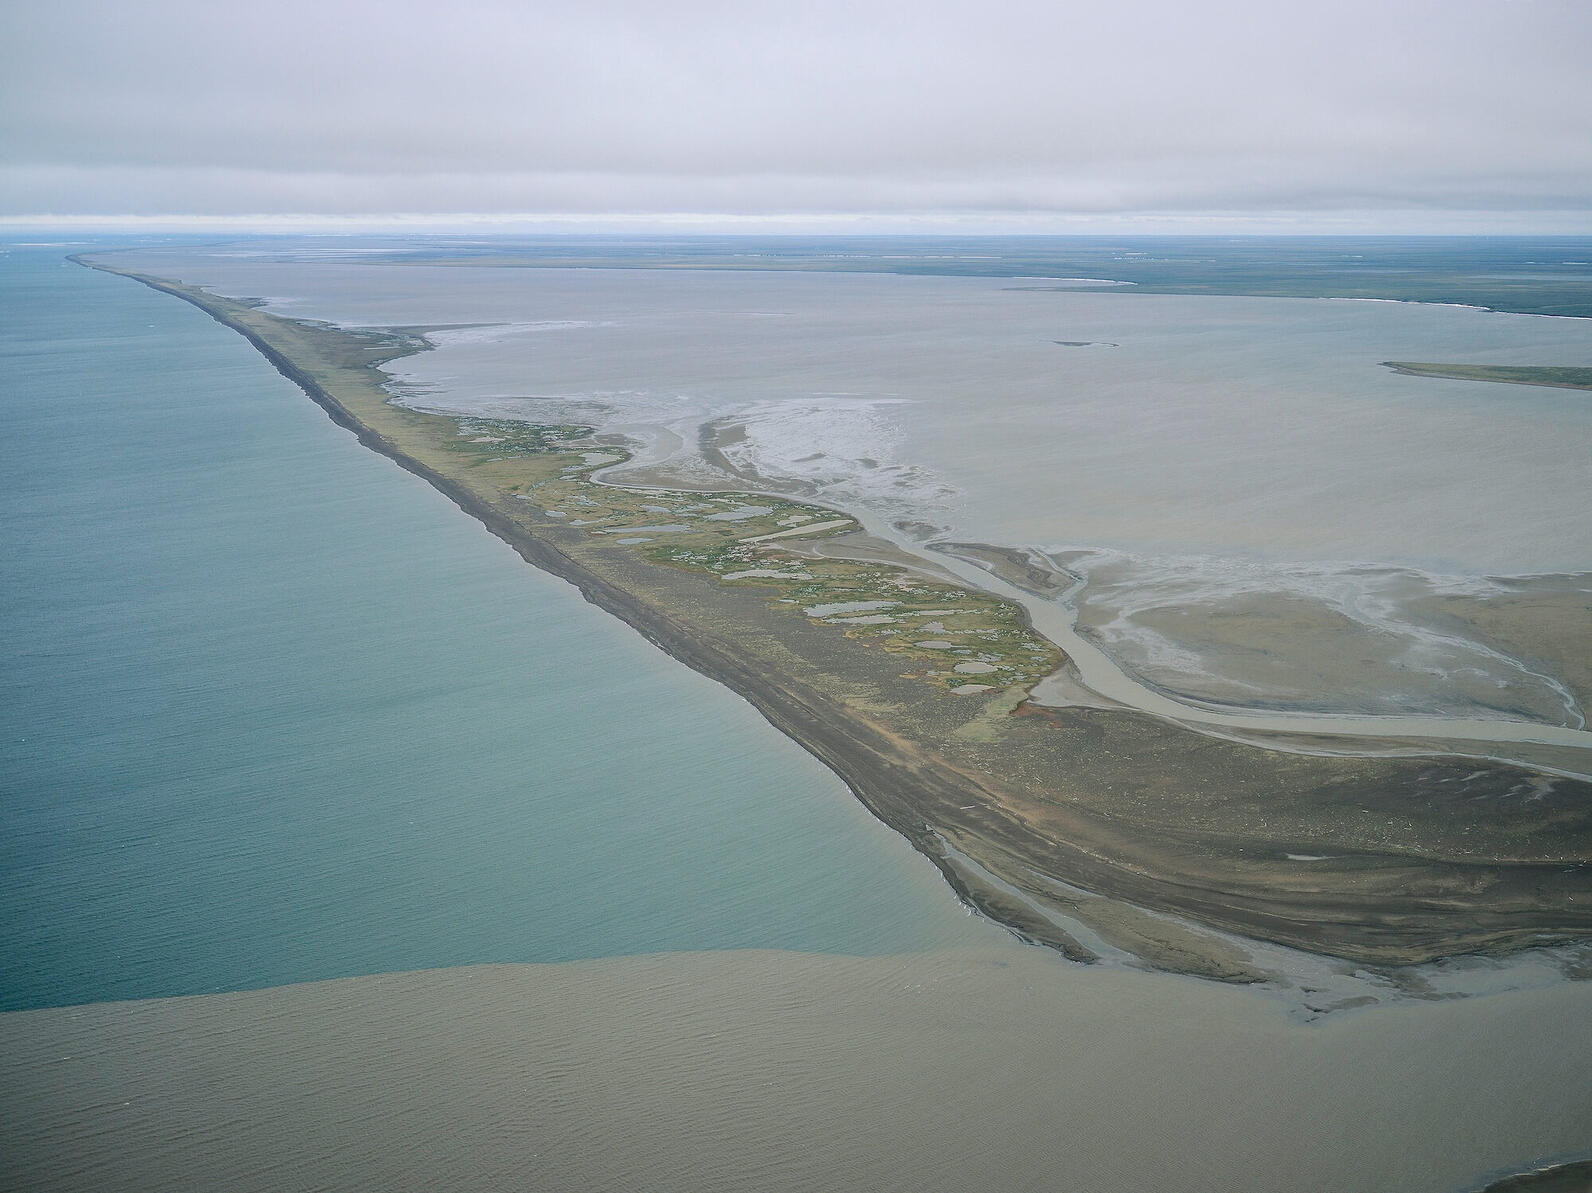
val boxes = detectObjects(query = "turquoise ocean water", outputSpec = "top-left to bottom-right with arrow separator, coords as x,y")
0,246 -> 980,1011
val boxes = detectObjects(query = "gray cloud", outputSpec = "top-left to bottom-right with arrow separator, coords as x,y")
3,0 -> 1590,227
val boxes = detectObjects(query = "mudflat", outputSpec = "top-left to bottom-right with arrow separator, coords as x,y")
83,259 -> 1592,980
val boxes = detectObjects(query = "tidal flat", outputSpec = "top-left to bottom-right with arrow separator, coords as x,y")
78,256 -> 1592,981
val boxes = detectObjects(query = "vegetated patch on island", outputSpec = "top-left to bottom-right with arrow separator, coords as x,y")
448,416 -> 1061,696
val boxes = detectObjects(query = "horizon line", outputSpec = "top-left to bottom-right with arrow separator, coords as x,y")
4,209 -> 1591,238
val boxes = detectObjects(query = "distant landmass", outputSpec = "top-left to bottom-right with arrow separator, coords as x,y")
314,235 -> 1592,319
1382,362 -> 1592,391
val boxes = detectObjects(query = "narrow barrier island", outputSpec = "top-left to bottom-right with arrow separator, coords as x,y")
86,258 -> 1592,985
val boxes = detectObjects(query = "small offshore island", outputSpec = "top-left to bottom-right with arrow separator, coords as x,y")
83,258 -> 1592,986
1382,361 -> 1592,391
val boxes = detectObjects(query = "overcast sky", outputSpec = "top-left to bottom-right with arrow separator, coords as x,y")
3,0 -> 1590,232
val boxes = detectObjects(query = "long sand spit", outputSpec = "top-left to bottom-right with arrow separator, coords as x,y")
74,258 -> 1592,977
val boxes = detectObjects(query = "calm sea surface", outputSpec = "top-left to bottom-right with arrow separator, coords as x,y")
0,246 -> 982,1012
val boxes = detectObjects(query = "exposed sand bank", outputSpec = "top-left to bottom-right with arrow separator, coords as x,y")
924,541 -> 1592,773
1477,1160 -> 1592,1192
1382,361 -> 1592,391
682,430 -> 1592,771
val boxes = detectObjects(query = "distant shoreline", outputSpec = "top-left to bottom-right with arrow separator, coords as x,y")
248,234 -> 1592,319
1382,361 -> 1592,391
1476,1158 -> 1592,1193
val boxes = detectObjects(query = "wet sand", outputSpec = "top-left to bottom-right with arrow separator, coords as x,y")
4,948 -> 1591,1193
1061,555 -> 1592,729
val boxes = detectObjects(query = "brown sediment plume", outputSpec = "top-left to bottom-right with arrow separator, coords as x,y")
74,255 -> 1592,978
5,950 -> 1592,1193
